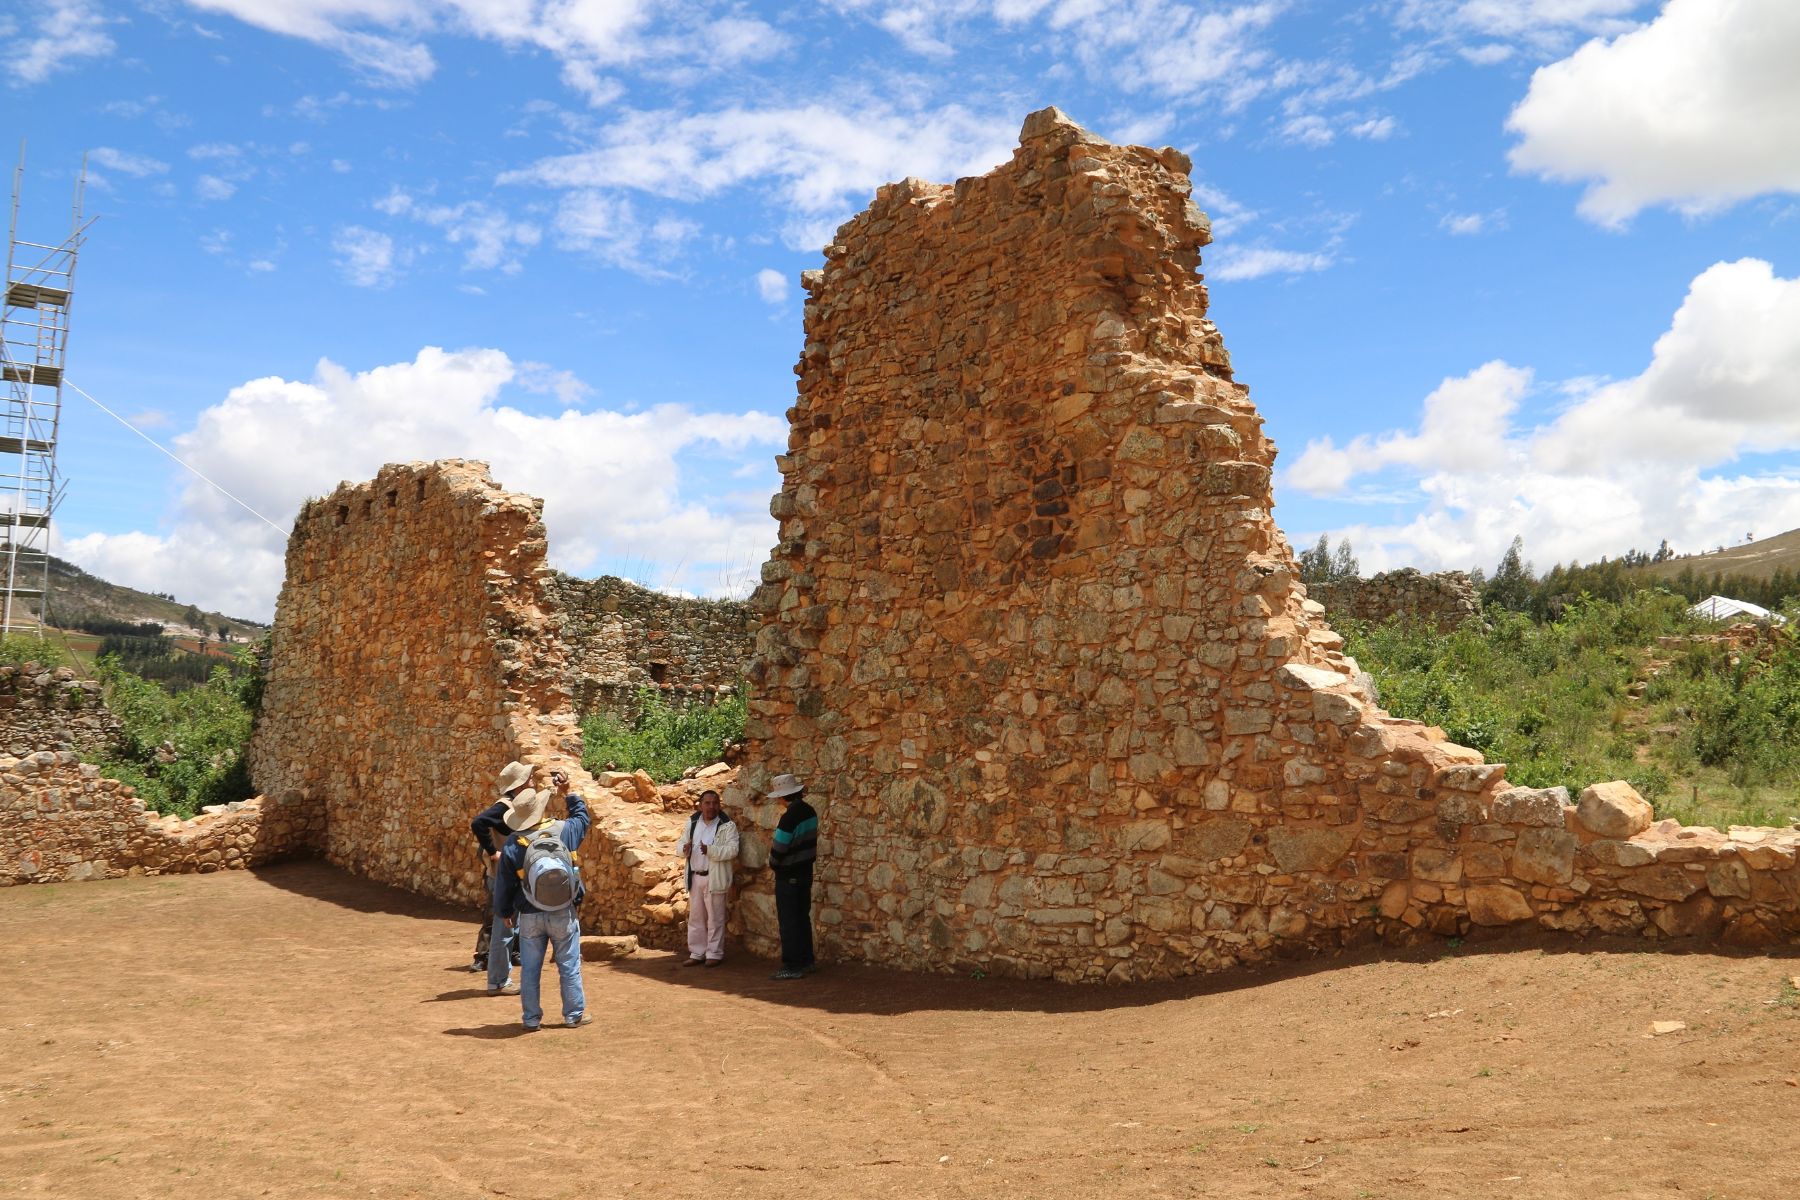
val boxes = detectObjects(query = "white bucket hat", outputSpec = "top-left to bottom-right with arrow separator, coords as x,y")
502,787 -> 549,831
767,773 -> 805,799
496,760 -> 532,797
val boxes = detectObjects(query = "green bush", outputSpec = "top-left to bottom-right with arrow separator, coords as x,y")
1340,590 -> 1800,829
90,645 -> 261,818
580,688 -> 745,783
0,633 -> 70,670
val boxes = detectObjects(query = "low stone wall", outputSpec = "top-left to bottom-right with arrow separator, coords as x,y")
547,573 -> 754,721
1308,569 -> 1481,632
0,663 -> 120,756
1,751 -> 323,885
247,461 -> 690,948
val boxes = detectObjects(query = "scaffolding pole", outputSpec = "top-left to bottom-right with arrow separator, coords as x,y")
1,147 -> 88,636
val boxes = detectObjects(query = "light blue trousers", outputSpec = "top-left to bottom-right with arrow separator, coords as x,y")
517,908 -> 585,1029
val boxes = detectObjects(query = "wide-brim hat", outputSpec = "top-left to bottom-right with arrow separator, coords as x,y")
767,773 -> 805,798
502,787 -> 549,831
497,760 -> 532,797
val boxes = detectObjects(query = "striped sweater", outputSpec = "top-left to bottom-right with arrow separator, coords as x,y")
769,797 -> 818,880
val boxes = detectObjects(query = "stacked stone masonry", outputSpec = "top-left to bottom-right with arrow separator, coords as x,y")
246,461 -> 690,947
1308,568 -> 1481,633
546,573 -> 755,721
0,663 -> 120,757
1,750 -> 322,885
735,107 -> 1800,982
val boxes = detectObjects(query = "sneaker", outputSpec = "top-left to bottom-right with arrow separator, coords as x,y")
566,1012 -> 593,1028
522,1024 -> 540,1033
487,983 -> 520,996
469,958 -> 487,973
681,957 -> 706,968
771,968 -> 805,980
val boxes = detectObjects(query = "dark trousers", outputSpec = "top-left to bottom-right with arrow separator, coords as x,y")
774,875 -> 815,970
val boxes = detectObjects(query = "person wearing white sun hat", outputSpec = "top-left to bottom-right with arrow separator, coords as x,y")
764,773 -> 817,981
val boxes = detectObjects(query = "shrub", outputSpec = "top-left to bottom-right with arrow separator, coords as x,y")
580,688 -> 745,783
0,633 -> 70,670
90,645 -> 261,818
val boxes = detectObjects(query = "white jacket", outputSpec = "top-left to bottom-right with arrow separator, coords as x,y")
678,812 -> 739,895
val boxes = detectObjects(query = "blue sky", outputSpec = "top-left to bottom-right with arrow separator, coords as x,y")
5,0 -> 1799,620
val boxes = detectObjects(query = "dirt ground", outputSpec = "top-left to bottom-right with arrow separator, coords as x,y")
4,864 -> 1799,1200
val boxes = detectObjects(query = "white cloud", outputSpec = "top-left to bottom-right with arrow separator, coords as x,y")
755,268 -> 788,305
196,174 -> 238,201
1507,0 -> 1800,226
62,347 -> 787,617
179,0 -> 785,96
1282,258 -> 1800,573
377,189 -> 542,271
503,99 -> 1018,251
88,147 -> 170,177
1209,246 -> 1335,281
1395,0 -> 1648,56
332,225 -> 403,287
552,191 -> 696,276
1347,116 -> 1396,141
4,0 -> 114,85
1440,209 -> 1506,235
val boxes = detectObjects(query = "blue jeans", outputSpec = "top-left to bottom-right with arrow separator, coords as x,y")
485,870 -> 516,991
517,908 -> 585,1029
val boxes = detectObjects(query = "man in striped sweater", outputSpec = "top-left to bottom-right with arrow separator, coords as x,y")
765,773 -> 818,981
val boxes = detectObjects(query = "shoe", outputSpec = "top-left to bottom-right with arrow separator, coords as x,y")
487,983 -> 520,996
681,957 -> 706,968
800,963 -> 818,975
771,968 -> 805,980
469,958 -> 487,973
522,1024 -> 540,1033
704,959 -> 722,968
566,1012 -> 593,1028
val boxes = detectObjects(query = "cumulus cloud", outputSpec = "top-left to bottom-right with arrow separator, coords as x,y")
1507,0 -> 1800,225
62,347 -> 787,618
4,0 -> 114,85
756,268 -> 789,305
1283,258 -> 1800,573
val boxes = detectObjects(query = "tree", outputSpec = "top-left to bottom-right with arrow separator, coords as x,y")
1483,535 -> 1536,613
1653,539 -> 1673,564
182,604 -> 203,630
1330,538 -> 1360,581
1298,535 -> 1331,585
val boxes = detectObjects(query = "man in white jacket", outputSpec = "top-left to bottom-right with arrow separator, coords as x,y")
677,789 -> 739,967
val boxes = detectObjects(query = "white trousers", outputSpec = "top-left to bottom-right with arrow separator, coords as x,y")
687,887 -> 728,962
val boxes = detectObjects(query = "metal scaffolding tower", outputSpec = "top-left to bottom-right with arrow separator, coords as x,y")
1,151 -> 86,635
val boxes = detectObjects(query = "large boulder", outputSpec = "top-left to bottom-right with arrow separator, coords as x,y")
1576,781 -> 1652,839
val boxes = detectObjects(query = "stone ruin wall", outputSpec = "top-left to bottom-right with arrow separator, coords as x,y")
0,663 -> 121,757
546,573 -> 755,721
736,108 -> 1800,982
1309,568 -> 1481,633
245,461 -> 689,947
2,751 -> 321,885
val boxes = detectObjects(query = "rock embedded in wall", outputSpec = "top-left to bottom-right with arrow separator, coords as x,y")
0,663 -> 120,757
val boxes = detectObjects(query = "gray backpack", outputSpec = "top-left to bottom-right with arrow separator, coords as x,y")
516,820 -> 580,911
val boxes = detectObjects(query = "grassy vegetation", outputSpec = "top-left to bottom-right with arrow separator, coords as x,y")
89,645 -> 262,819
1339,590 -> 1800,831
0,633 -> 71,670
580,688 -> 745,783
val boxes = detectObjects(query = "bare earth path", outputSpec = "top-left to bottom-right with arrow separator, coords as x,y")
4,864 -> 1798,1200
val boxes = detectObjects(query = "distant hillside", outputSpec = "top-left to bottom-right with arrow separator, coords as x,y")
35,556 -> 268,642
1640,528 -> 1800,585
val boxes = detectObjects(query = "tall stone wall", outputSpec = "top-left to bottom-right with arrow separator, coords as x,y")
1309,569 -> 1481,632
248,461 -> 688,946
546,573 -> 754,721
737,108 -> 1800,982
